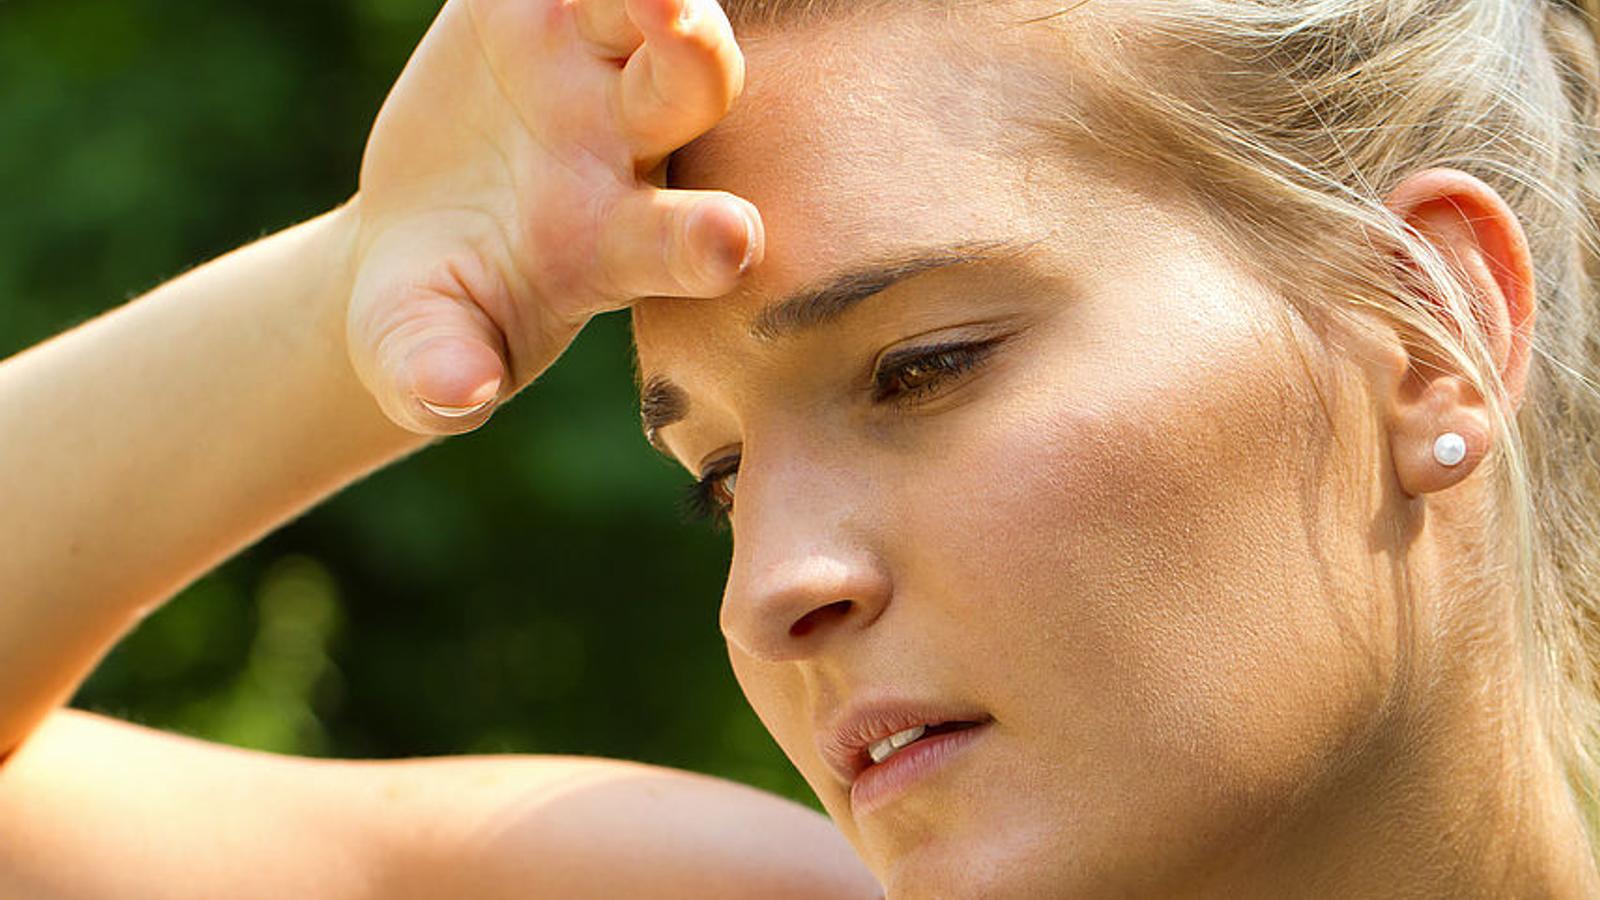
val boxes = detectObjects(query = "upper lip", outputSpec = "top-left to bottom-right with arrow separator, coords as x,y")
817,697 -> 993,786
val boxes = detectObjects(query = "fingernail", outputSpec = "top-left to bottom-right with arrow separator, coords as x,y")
419,396 -> 496,418
417,377 -> 500,418
678,0 -> 697,27
738,212 -> 761,275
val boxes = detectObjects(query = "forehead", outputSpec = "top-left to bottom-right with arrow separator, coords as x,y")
631,13 -> 1073,363
672,17 -> 1039,219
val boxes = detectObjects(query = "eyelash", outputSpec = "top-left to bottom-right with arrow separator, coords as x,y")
679,338 -> 1004,529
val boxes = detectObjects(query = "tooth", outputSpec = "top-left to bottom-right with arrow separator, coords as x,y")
889,725 -> 926,749
867,725 -> 929,765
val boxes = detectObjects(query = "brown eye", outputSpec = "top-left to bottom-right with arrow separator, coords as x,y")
683,457 -> 740,527
714,469 -> 738,505
871,340 -> 1003,404
894,360 -> 944,392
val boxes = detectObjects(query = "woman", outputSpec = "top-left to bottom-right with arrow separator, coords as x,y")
639,1 -> 1600,894
3,0 -> 1600,896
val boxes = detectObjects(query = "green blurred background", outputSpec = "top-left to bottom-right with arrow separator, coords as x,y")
0,0 -> 812,806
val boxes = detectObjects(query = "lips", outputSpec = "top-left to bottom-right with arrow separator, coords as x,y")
818,698 -> 994,787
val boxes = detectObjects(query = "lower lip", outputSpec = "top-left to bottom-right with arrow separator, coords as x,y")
849,722 -> 992,817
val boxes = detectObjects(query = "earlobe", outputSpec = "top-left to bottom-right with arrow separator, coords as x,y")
1387,371 -> 1493,497
1378,167 -> 1538,498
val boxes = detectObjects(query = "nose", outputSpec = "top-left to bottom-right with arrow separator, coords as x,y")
718,459 -> 893,663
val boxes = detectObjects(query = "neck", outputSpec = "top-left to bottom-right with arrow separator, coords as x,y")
1228,698 -> 1596,898
1204,559 -> 1600,898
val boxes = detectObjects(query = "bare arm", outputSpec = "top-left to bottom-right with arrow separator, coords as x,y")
0,205 -> 424,758
0,710 -> 881,900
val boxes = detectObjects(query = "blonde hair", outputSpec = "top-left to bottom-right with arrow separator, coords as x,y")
724,0 -> 1600,858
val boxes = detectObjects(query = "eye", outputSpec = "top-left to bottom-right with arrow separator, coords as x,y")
679,337 -> 1005,530
682,456 -> 739,528
871,338 -> 1004,405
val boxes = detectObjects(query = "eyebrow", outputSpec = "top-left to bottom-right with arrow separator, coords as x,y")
638,236 -> 1046,455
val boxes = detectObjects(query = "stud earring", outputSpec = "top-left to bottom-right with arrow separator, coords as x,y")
1433,431 -> 1467,467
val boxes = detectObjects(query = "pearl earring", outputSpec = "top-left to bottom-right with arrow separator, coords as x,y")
1433,431 -> 1467,467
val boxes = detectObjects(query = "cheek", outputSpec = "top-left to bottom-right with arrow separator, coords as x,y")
726,649 -> 841,794
896,290 -> 1400,863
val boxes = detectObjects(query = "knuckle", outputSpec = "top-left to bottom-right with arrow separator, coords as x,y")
666,201 -> 706,292
583,192 -> 636,300
645,69 -> 694,121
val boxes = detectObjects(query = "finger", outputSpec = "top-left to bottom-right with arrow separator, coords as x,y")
349,272 -> 510,435
594,187 -> 764,302
616,0 -> 744,166
574,0 -> 644,58
409,334 -> 505,419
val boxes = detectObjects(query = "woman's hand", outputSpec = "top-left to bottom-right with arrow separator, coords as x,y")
349,0 -> 762,433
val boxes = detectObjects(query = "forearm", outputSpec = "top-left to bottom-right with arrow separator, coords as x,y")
0,203 -> 428,757
364,753 -> 882,900
0,710 -> 384,900
0,710 -> 882,900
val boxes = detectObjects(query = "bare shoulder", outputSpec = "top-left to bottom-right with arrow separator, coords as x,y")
0,710 -> 880,900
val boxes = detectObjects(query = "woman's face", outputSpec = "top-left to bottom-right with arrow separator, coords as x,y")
632,13 -> 1406,897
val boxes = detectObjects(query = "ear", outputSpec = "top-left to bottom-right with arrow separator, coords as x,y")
1379,167 -> 1538,498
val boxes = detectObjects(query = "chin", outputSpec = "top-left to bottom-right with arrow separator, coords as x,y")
879,854 -> 1057,899
867,814 -> 1079,900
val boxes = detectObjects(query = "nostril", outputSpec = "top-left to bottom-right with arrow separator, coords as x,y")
789,599 -> 853,638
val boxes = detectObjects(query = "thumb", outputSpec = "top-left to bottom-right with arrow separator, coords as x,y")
348,255 -> 510,435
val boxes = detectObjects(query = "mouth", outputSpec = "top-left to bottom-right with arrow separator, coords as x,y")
849,717 -> 995,818
866,719 -> 985,765
819,700 -> 996,791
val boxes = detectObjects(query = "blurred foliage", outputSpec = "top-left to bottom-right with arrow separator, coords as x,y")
0,0 -> 813,805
